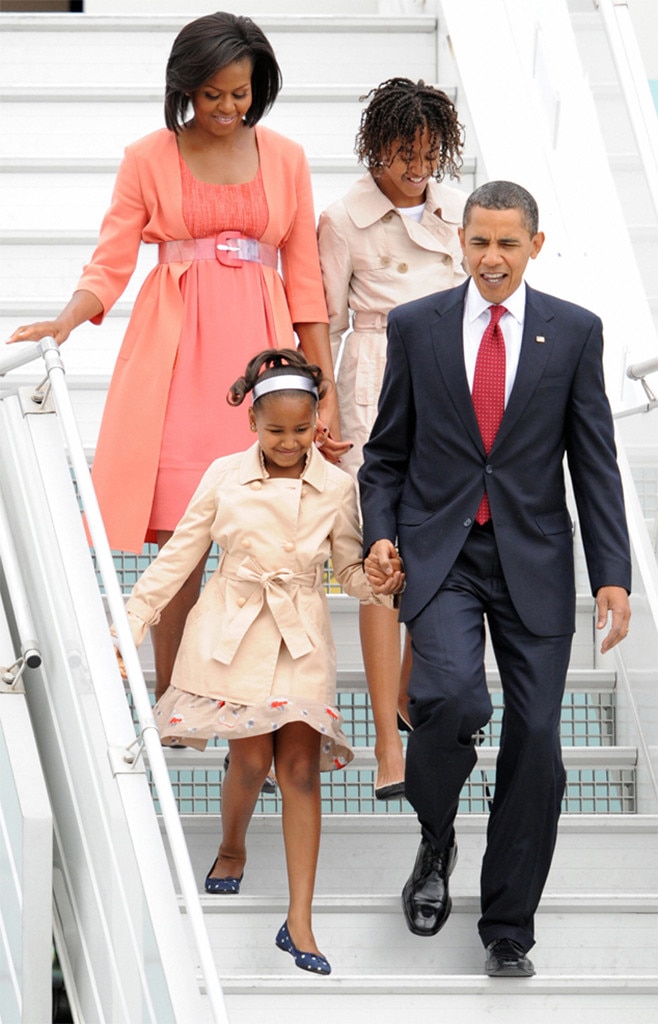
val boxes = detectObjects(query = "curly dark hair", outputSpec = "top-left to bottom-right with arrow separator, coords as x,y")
226,349 -> 327,407
355,77 -> 464,182
165,12 -> 282,133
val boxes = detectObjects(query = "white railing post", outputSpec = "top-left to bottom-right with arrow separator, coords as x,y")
37,338 -> 229,1024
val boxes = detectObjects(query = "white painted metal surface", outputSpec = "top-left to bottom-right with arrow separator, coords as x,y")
0,688 -> 52,1024
439,0 -> 657,412
0,341 -> 227,1023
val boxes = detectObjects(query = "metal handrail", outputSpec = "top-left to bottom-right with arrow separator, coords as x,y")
1,338 -> 228,1023
0,489 -> 42,683
616,354 -> 658,416
596,0 -> 658,217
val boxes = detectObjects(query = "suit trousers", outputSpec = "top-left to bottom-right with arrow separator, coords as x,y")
404,522 -> 572,951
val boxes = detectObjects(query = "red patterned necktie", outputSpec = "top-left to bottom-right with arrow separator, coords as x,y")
472,304 -> 507,524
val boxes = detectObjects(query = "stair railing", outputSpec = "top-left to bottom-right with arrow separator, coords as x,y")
596,0 -> 658,218
0,338 -> 229,1024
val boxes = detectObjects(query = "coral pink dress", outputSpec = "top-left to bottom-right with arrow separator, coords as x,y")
148,155 -> 275,532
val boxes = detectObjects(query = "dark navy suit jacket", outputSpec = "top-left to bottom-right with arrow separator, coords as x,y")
359,279 -> 631,636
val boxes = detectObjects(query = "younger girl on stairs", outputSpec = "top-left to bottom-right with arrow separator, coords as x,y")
116,349 -> 401,976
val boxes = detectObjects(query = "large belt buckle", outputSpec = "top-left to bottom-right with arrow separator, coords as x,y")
215,230 -> 245,268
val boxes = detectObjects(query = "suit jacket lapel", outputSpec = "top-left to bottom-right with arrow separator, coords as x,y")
491,286 -> 556,453
431,282 -> 486,452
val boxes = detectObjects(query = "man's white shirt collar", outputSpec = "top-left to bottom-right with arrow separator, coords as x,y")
466,278 -> 526,328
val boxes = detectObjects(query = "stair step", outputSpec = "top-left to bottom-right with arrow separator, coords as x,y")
0,158 -> 478,233
0,14 -> 438,90
160,745 -> 635,772
1,90 -> 457,161
219,977 -> 658,1024
186,894 -> 658,976
170,814 -> 658,897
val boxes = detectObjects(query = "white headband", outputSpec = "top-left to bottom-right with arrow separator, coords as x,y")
252,374 -> 319,402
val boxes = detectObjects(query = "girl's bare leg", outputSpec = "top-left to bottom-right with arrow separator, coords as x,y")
208,733 -> 274,880
274,722 -> 323,955
360,602 -> 405,790
151,530 -> 210,701
398,629 -> 413,726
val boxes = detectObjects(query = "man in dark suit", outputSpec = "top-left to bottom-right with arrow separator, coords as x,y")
359,181 -> 631,976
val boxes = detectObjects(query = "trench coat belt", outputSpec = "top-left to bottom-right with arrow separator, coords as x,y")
158,231 -> 280,269
212,553 -> 320,665
352,311 -> 388,331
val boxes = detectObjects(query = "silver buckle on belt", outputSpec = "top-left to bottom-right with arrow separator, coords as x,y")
216,231 -> 254,268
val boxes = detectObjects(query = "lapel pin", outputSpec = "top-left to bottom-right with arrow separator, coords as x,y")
535,335 -> 545,344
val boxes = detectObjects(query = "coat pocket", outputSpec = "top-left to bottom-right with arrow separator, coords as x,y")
397,502 -> 436,526
535,509 -> 573,535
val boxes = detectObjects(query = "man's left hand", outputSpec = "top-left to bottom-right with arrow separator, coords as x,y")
595,585 -> 631,653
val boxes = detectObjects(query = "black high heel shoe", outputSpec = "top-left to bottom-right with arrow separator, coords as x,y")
275,921 -> 331,975
397,710 -> 413,733
204,857 -> 243,895
375,780 -> 406,801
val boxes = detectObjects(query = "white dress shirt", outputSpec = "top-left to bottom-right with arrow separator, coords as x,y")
463,278 -> 526,406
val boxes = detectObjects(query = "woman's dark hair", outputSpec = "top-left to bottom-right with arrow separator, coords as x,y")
227,349 -> 327,407
355,77 -> 464,182
165,12 -> 282,133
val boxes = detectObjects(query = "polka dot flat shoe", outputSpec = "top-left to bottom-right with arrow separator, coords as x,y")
275,921 -> 331,975
204,858 -> 243,894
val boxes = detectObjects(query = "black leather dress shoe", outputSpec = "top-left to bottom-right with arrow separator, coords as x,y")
401,836 -> 457,936
485,938 -> 535,977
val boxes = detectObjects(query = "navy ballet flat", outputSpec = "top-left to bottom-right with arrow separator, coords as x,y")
275,921 -> 331,976
204,858 -> 243,895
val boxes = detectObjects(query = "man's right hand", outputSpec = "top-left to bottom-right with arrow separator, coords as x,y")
365,538 -> 406,595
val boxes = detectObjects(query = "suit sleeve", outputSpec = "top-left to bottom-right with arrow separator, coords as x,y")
565,318 -> 631,594
358,312 -> 416,555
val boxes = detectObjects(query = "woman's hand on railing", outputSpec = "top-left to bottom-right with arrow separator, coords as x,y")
6,320 -> 70,346
6,290 -> 104,347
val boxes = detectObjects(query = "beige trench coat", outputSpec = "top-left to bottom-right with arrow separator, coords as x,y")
318,173 -> 468,476
124,442 -> 379,706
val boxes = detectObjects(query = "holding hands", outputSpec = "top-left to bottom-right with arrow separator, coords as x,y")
365,538 -> 406,596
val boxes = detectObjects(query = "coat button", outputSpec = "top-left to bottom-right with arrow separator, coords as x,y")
283,542 -> 294,552
242,538 -> 251,548
485,465 -> 493,475
380,255 -> 392,266
382,211 -> 394,222
463,517 -> 473,527
236,597 -> 247,608
397,262 -> 409,273
250,481 -> 262,490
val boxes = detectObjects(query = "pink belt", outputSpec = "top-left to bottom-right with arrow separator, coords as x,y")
158,230 -> 279,269
353,311 -> 388,331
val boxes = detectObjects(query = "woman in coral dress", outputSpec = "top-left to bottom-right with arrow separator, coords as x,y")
9,13 -> 345,699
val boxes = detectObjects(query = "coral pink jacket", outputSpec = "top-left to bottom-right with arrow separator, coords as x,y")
77,126 -> 328,552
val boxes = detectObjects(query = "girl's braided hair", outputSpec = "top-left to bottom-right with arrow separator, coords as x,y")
226,348 -> 326,406
355,77 -> 464,182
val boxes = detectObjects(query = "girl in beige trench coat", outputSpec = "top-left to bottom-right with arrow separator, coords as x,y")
115,350 -> 397,977
318,78 -> 467,800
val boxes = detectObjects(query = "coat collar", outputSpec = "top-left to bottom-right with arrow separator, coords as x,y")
238,440 -> 328,491
343,173 -> 465,230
